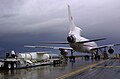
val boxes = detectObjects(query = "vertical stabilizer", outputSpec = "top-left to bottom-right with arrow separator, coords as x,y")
68,5 -> 82,36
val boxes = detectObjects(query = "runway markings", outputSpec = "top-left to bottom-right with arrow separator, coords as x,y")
56,59 -> 109,79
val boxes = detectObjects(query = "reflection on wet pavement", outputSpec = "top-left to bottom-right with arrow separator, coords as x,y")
0,58 -> 97,79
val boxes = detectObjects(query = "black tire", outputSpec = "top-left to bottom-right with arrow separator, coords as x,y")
10,62 -> 17,69
8,63 -> 11,69
13,63 -> 17,68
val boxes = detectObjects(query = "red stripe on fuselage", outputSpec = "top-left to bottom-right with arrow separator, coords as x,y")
83,44 -> 94,47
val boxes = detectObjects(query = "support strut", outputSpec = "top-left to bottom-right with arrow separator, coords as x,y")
69,50 -> 75,62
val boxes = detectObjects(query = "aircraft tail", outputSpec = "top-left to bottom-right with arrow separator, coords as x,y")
68,5 -> 82,36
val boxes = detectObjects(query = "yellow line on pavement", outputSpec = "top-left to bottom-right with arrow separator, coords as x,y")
56,60 -> 109,79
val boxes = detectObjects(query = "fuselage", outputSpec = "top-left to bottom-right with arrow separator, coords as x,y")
68,36 -> 98,53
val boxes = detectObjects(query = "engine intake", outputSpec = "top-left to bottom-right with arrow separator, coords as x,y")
108,48 -> 114,54
67,35 -> 76,43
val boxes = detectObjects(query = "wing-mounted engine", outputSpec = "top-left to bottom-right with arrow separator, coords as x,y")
59,49 -> 68,56
67,35 -> 76,43
108,47 -> 114,54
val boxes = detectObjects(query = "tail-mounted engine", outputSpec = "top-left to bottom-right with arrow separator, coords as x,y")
67,35 -> 76,43
108,47 -> 114,54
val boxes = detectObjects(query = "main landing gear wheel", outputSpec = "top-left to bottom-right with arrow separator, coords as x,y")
103,48 -> 109,59
94,49 -> 100,60
84,55 -> 90,60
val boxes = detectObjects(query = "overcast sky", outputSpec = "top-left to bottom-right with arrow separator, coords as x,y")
0,0 -> 120,55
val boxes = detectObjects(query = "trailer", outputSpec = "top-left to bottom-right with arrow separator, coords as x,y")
0,51 -> 62,70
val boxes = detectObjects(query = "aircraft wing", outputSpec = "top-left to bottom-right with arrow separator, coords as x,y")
38,38 -> 106,44
24,45 -> 73,50
91,43 -> 120,50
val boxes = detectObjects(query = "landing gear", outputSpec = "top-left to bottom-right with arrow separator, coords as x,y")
69,50 -> 75,62
103,48 -> 109,59
99,48 -> 109,59
94,49 -> 100,60
84,55 -> 90,60
91,53 -> 94,60
95,54 -> 100,60
59,49 -> 68,62
60,49 -> 75,62
91,49 -> 100,60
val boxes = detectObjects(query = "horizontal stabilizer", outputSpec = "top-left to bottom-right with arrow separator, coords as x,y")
38,38 -> 106,45
77,38 -> 106,43
38,42 -> 69,44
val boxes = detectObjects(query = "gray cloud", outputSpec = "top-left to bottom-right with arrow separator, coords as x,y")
0,0 -> 120,35
0,0 -> 68,36
0,0 -> 120,54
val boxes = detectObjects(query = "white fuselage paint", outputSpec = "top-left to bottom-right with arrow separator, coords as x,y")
68,36 -> 98,53
68,5 -> 98,53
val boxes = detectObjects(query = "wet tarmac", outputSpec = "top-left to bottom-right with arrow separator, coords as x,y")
0,58 -> 97,79
1,58 -> 120,79
63,59 -> 120,79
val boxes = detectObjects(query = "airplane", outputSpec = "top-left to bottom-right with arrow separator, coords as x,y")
24,5 -> 120,60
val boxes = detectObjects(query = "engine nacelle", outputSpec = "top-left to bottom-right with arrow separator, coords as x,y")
67,35 -> 76,43
108,48 -> 114,54
60,49 -> 68,56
